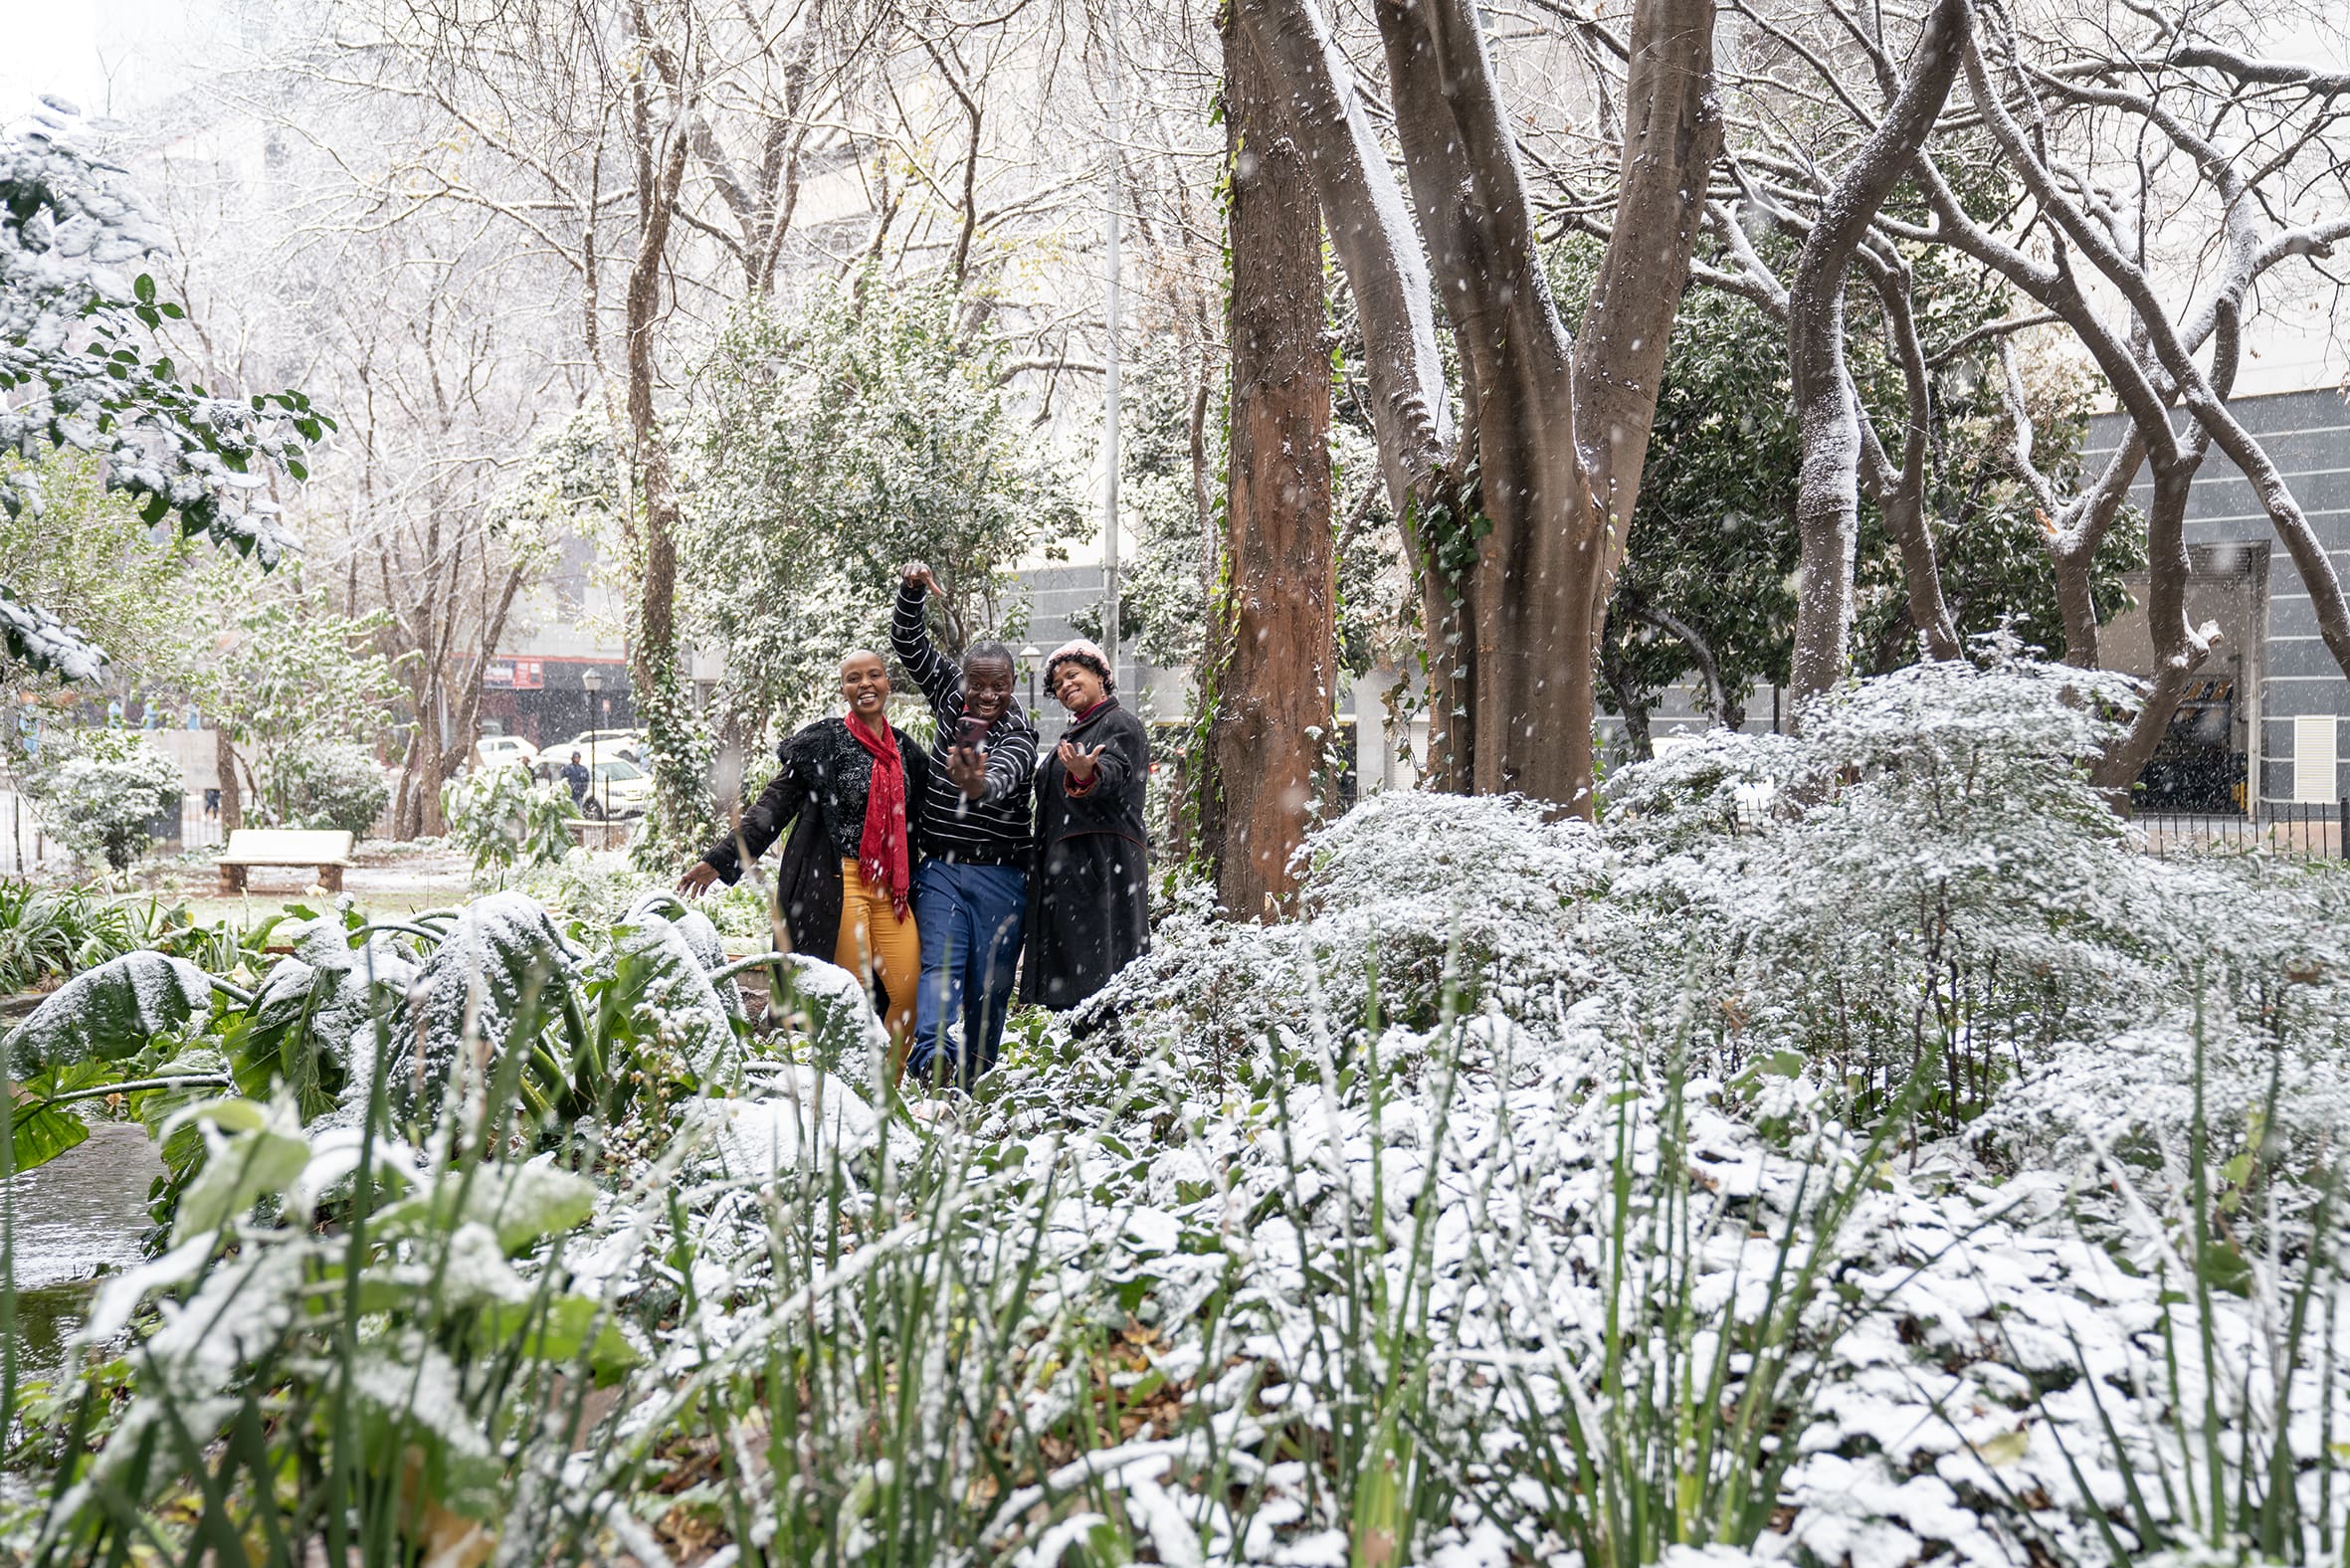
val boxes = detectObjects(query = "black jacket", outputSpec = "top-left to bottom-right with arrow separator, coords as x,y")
698,717 -> 930,966
1021,697 -> 1151,1010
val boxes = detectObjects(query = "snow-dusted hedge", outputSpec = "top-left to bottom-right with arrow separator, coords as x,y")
21,730 -> 182,871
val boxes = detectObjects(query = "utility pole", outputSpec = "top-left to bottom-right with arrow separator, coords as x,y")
1100,0 -> 1122,688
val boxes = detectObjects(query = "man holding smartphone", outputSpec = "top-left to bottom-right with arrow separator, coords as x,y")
891,561 -> 1041,1088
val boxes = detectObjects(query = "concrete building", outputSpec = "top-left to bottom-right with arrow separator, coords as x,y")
2085,386 -> 2350,815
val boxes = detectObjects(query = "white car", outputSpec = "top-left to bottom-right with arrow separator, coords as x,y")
547,729 -> 646,766
575,756 -> 654,820
476,734 -> 539,771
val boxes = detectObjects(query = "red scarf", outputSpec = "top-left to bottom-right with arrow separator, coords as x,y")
844,713 -> 911,922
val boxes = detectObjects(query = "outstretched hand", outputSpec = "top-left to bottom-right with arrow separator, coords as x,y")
677,862 -> 720,897
900,560 -> 937,596
1058,739 -> 1104,783
946,742 -> 990,800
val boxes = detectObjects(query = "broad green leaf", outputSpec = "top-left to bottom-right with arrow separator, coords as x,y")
230,925 -> 417,1118
476,1293 -> 640,1378
6,1098 -> 90,1173
601,895 -> 745,1090
375,1158 -> 596,1256
4,950 -> 215,1075
396,892 -> 580,1120
169,1095 -> 310,1242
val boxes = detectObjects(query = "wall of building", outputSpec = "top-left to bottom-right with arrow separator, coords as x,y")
2085,386 -> 2350,810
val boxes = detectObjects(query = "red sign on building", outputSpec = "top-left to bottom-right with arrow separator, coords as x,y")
486,658 -> 545,689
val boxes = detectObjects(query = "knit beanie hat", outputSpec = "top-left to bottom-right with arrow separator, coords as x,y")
1045,637 -> 1115,692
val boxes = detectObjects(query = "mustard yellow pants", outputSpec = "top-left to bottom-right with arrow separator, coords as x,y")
837,859 -> 920,1076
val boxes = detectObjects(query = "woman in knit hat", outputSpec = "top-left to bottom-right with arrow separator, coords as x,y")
1021,637 -> 1152,1013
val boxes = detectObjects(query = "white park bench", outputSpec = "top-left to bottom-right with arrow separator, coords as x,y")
217,829 -> 356,893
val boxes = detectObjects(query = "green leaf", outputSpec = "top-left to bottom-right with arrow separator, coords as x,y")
374,1159 -> 595,1255
6,1099 -> 90,1174
476,1293 -> 641,1377
167,1095 -> 310,1242
133,273 -> 156,304
4,950 -> 215,1076
395,892 -> 580,1121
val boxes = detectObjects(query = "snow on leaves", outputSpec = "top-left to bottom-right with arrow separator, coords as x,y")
0,103 -> 326,679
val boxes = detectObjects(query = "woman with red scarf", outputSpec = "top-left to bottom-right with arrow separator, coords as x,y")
679,650 -> 928,1069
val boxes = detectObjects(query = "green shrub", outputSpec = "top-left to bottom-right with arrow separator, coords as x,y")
24,731 -> 182,872
261,740 -> 389,838
441,765 -> 579,879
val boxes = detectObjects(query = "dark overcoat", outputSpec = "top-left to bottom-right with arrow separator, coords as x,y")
698,716 -> 930,966
1020,697 -> 1151,1010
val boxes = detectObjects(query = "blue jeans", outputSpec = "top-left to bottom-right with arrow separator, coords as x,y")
903,860 -> 1028,1088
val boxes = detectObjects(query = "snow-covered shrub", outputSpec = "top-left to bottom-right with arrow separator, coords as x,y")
512,846 -> 658,923
1104,789 -> 1615,1084
261,738 -> 388,837
1592,648 -> 2350,1140
441,764 -> 578,879
24,728 -> 181,871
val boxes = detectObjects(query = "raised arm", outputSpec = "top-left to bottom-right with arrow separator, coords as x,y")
1057,716 -> 1146,819
890,563 -> 962,721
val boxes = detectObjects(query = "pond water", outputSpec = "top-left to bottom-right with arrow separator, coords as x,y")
5,1121 -> 163,1379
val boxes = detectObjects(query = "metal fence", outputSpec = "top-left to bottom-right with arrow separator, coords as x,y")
2138,800 -> 2346,861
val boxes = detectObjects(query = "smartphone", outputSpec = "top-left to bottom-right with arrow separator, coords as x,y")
956,714 -> 990,749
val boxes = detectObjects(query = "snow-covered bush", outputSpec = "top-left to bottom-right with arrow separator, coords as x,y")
1105,789 -> 1616,1083
23,728 -> 181,871
259,738 -> 388,837
440,764 -> 578,878
1592,649 -> 2350,1144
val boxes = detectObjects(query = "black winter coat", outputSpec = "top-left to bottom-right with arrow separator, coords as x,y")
697,717 -> 930,966
1020,697 -> 1151,1010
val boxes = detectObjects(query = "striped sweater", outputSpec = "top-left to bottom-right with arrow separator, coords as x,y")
891,582 -> 1039,866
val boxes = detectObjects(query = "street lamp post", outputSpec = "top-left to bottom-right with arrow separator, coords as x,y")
580,668 -> 606,821
1021,645 -> 1044,718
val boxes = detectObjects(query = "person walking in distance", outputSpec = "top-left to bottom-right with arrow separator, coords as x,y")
560,751 -> 590,805
1022,638 -> 1151,1015
891,561 -> 1040,1089
678,651 -> 928,1073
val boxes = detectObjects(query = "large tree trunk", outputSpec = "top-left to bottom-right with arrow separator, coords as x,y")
2090,459 -> 2214,797
1861,266 -> 1964,664
625,84 -> 689,710
1375,0 -> 1716,808
1236,0 -> 1715,816
1787,0 -> 1968,710
1204,15 -> 1335,919
621,19 -> 712,863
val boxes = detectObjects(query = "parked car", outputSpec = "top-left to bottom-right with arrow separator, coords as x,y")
576,756 -> 654,820
476,734 -> 539,772
546,729 -> 646,766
